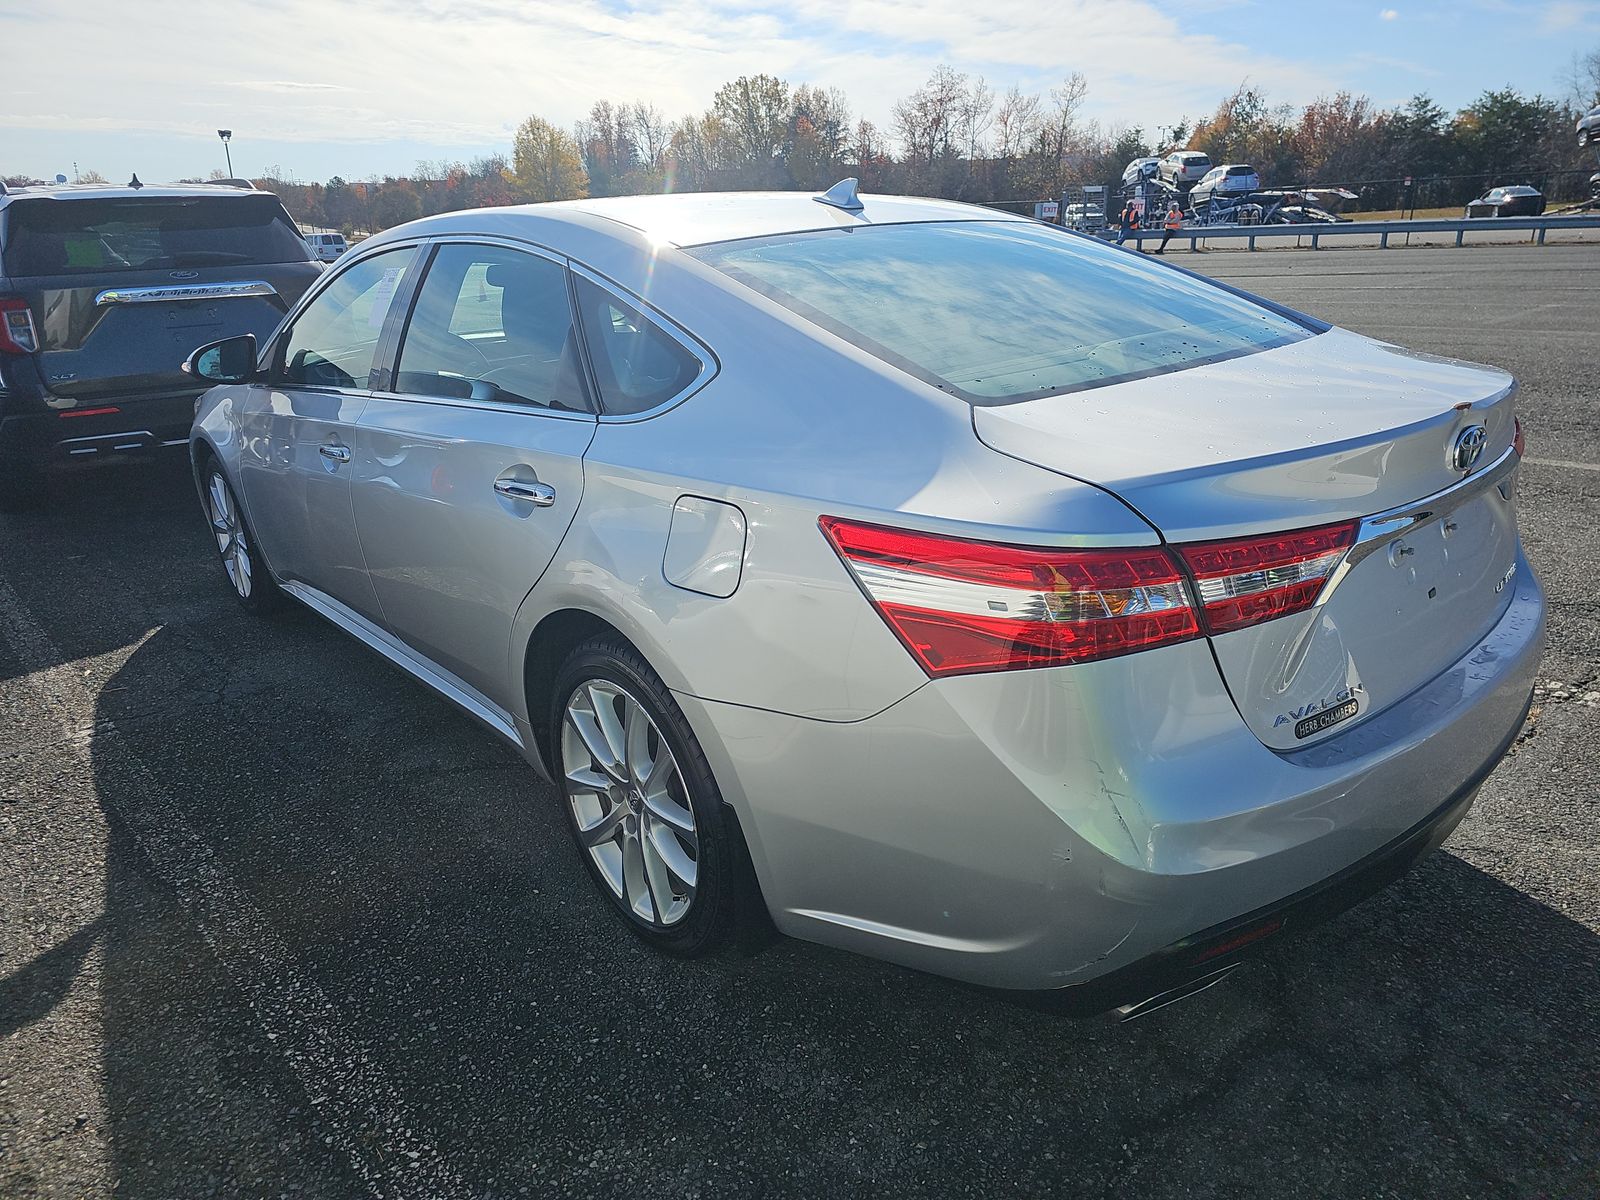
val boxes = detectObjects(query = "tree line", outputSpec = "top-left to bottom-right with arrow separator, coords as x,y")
13,54 -> 1594,230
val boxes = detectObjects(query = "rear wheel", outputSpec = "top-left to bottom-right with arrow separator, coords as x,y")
552,638 -> 737,955
204,463 -> 282,614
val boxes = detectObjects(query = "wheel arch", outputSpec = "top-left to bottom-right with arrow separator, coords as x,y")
518,602 -> 777,941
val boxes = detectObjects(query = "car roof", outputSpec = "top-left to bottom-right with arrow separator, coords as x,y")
0,181 -> 274,211
409,190 -> 1029,249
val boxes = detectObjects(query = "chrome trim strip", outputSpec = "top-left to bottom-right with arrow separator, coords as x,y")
59,430 -> 154,445
849,560 -> 1192,622
1316,445 -> 1520,607
281,581 -> 525,750
95,281 -> 278,306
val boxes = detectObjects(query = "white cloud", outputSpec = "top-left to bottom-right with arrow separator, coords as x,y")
1379,8 -> 1399,18
1538,0 -> 1596,30
0,0 -> 1334,156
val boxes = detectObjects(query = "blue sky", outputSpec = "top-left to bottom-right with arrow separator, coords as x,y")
1,0 -> 1591,185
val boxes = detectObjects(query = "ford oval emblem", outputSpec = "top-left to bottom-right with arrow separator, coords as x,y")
169,269 -> 200,280
1451,424 -> 1488,472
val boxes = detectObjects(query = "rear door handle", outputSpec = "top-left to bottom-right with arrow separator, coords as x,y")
494,478 -> 556,507
318,443 -> 351,464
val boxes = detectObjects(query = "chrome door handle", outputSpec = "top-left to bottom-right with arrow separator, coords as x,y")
494,478 -> 556,507
318,444 -> 351,464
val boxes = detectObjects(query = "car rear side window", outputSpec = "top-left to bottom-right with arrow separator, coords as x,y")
1,194 -> 312,277
691,221 -> 1312,404
392,244 -> 589,412
274,249 -> 413,390
572,275 -> 704,416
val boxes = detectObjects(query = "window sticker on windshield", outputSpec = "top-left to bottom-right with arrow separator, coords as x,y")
64,235 -> 106,268
366,267 -> 405,330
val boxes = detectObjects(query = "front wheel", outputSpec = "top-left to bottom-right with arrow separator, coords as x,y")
552,638 -> 739,955
203,463 -> 282,614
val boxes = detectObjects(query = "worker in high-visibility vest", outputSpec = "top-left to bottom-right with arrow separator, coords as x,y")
1156,202 -> 1184,254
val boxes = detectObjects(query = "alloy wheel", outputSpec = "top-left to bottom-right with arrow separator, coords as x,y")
562,679 -> 699,927
207,471 -> 252,599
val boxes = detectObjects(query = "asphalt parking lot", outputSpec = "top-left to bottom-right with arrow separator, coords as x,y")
2,242 -> 1597,1199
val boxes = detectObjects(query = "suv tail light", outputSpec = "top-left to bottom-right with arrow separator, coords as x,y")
819,517 -> 1200,676
822,515 -> 1364,676
1513,416 -> 1526,458
1178,521 -> 1357,634
0,298 -> 40,355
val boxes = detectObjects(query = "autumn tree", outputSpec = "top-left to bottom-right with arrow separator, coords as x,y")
513,115 -> 588,202
711,74 -> 791,185
788,84 -> 851,187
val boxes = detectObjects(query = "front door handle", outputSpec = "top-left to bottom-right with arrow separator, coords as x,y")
494,478 -> 556,507
318,443 -> 352,464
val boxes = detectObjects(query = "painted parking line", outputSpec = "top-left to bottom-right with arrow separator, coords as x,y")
0,579 -> 472,1200
1525,456 -> 1600,473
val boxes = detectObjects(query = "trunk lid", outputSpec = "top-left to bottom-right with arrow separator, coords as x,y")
973,328 -> 1523,749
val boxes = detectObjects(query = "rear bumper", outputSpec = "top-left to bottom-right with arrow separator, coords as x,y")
678,551 -> 1544,998
0,391 -> 199,466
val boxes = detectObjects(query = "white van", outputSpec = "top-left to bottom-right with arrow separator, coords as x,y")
303,232 -> 348,262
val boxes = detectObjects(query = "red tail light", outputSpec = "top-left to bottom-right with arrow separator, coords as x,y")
819,517 -> 1200,676
1513,416 -> 1525,458
1179,521 -> 1357,634
0,297 -> 40,355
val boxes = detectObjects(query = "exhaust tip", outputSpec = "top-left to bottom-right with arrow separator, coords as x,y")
1111,963 -> 1241,1022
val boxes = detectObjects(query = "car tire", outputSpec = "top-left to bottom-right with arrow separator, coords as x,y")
0,460 -> 45,514
551,637 -> 740,957
201,459 -> 283,614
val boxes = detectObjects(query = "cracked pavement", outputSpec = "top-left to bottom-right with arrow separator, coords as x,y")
2,242 -> 1597,1198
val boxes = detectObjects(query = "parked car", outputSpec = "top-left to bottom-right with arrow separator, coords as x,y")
304,231 -> 348,262
0,180 -> 321,510
1464,185 -> 1545,218
1578,104 -> 1600,148
1121,157 -> 1161,189
185,186 -> 1542,1015
1158,150 -> 1212,188
1190,163 -> 1262,207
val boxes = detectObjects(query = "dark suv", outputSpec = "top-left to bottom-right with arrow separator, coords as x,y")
0,181 -> 322,509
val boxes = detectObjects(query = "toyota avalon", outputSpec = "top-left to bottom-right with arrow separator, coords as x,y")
184,182 -> 1543,1016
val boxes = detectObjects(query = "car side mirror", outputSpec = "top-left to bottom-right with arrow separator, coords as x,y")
183,334 -> 258,384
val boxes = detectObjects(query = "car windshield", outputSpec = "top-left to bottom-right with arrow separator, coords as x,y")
2,194 -> 311,276
692,221 -> 1313,404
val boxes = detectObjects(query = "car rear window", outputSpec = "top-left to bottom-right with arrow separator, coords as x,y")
2,194 -> 311,277
1183,154 -> 1210,163
691,221 -> 1312,404
1225,166 -> 1254,176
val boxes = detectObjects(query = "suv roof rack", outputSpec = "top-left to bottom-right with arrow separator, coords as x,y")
204,178 -> 258,191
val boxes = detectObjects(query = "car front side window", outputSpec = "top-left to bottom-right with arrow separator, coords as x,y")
274,248 -> 413,389
393,243 -> 589,412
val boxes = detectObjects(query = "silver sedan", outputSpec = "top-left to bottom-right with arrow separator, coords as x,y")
185,183 -> 1543,1015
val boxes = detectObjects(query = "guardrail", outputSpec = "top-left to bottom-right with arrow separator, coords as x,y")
1118,213 -> 1600,251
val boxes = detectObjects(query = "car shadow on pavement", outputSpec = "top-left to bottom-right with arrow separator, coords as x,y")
0,455 -> 202,686
79,609 -> 1600,1198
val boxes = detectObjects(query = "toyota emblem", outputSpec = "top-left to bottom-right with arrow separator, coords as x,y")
1451,424 -> 1488,472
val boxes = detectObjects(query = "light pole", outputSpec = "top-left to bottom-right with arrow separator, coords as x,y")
218,129 -> 234,178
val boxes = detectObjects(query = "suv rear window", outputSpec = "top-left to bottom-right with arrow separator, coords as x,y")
2,194 -> 311,277
692,221 -> 1312,404
1225,166 -> 1254,176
